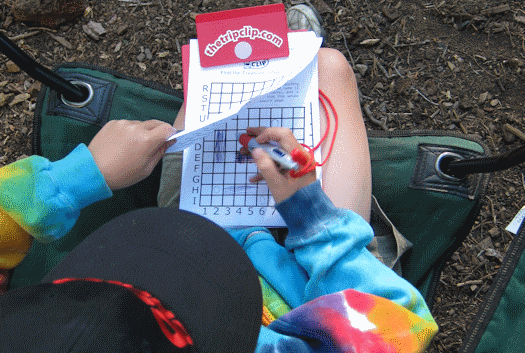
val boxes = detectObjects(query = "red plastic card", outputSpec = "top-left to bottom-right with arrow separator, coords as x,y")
195,4 -> 289,67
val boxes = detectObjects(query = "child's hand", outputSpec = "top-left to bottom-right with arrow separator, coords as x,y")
88,119 -> 175,190
247,127 -> 316,204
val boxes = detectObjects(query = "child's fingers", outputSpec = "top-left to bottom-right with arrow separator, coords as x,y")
142,119 -> 170,130
249,173 -> 264,183
251,148 -> 285,187
144,122 -> 177,154
254,127 -> 302,153
246,126 -> 266,136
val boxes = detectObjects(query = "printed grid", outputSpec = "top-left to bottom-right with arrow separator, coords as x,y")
199,107 -> 306,207
208,78 -> 285,115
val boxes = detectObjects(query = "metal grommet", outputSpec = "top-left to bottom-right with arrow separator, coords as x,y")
435,152 -> 465,181
60,81 -> 94,108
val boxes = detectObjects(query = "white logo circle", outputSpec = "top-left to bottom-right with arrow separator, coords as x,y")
234,41 -> 252,60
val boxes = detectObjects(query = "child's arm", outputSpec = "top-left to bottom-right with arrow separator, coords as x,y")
0,119 -> 174,268
249,126 -> 437,352
277,180 -> 434,322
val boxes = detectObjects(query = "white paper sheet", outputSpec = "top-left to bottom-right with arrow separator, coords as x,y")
168,31 -> 322,227
166,31 -> 322,152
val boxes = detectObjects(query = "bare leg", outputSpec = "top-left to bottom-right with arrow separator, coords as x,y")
173,101 -> 186,131
318,48 -> 372,222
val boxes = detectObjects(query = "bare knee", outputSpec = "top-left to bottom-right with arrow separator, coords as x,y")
318,48 -> 356,83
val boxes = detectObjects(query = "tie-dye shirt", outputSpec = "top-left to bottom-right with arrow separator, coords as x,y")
0,145 -> 438,352
229,181 -> 438,352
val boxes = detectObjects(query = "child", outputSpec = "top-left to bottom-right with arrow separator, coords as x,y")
158,46 -> 438,351
0,58 -> 438,352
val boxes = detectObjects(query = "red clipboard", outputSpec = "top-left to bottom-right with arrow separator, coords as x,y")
195,4 -> 289,68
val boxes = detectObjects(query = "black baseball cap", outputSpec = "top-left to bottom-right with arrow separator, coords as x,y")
0,208 -> 262,352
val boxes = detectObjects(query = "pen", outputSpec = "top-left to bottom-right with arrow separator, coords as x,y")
239,133 -> 300,171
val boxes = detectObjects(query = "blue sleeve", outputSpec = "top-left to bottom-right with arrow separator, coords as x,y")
0,144 -> 112,243
276,181 -> 433,322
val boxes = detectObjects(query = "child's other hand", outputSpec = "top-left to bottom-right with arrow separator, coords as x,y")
88,119 -> 175,190
247,127 -> 316,204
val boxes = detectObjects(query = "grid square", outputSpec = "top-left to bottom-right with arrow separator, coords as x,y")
212,195 -> 223,205
226,130 -> 238,140
221,94 -> 232,103
213,174 -> 224,184
223,196 -> 234,206
201,195 -> 211,206
224,174 -> 235,184
214,164 -> 224,173
201,174 -> 213,184
243,83 -> 254,93
271,108 -> 282,119
283,108 -> 293,118
282,119 -> 293,128
247,163 -> 258,173
212,185 -> 223,195
203,153 -> 214,163
270,119 -> 282,127
294,119 -> 304,128
260,119 -> 270,127
226,141 -> 237,152
223,185 -> 235,196
208,103 -> 221,113
235,163 -> 247,173
222,83 -> 233,94
201,185 -> 212,195
233,83 -> 244,93
294,108 -> 305,117
225,152 -> 237,161
225,163 -> 236,173
246,196 -> 257,206
214,152 -> 226,163
248,108 -> 259,119
260,109 -> 271,119
202,162 -> 213,173
237,119 -> 249,130
209,94 -> 221,103
235,195 -> 245,205
236,174 -> 247,184
255,196 -> 265,206
210,83 -> 222,94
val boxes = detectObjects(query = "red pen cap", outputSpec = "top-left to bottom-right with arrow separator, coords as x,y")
239,133 -> 254,149
291,147 -> 310,166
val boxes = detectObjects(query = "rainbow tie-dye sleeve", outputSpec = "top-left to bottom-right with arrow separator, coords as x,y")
0,145 -> 112,268
267,288 -> 438,352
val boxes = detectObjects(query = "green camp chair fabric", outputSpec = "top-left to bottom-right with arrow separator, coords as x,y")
10,64 -> 183,289
367,130 -> 490,302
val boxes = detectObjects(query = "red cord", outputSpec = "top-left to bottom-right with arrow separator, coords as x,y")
289,89 -> 338,178
53,277 -> 194,348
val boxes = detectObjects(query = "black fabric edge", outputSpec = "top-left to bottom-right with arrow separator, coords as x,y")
52,62 -> 184,100
459,222 -> 525,353
31,86 -> 49,156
